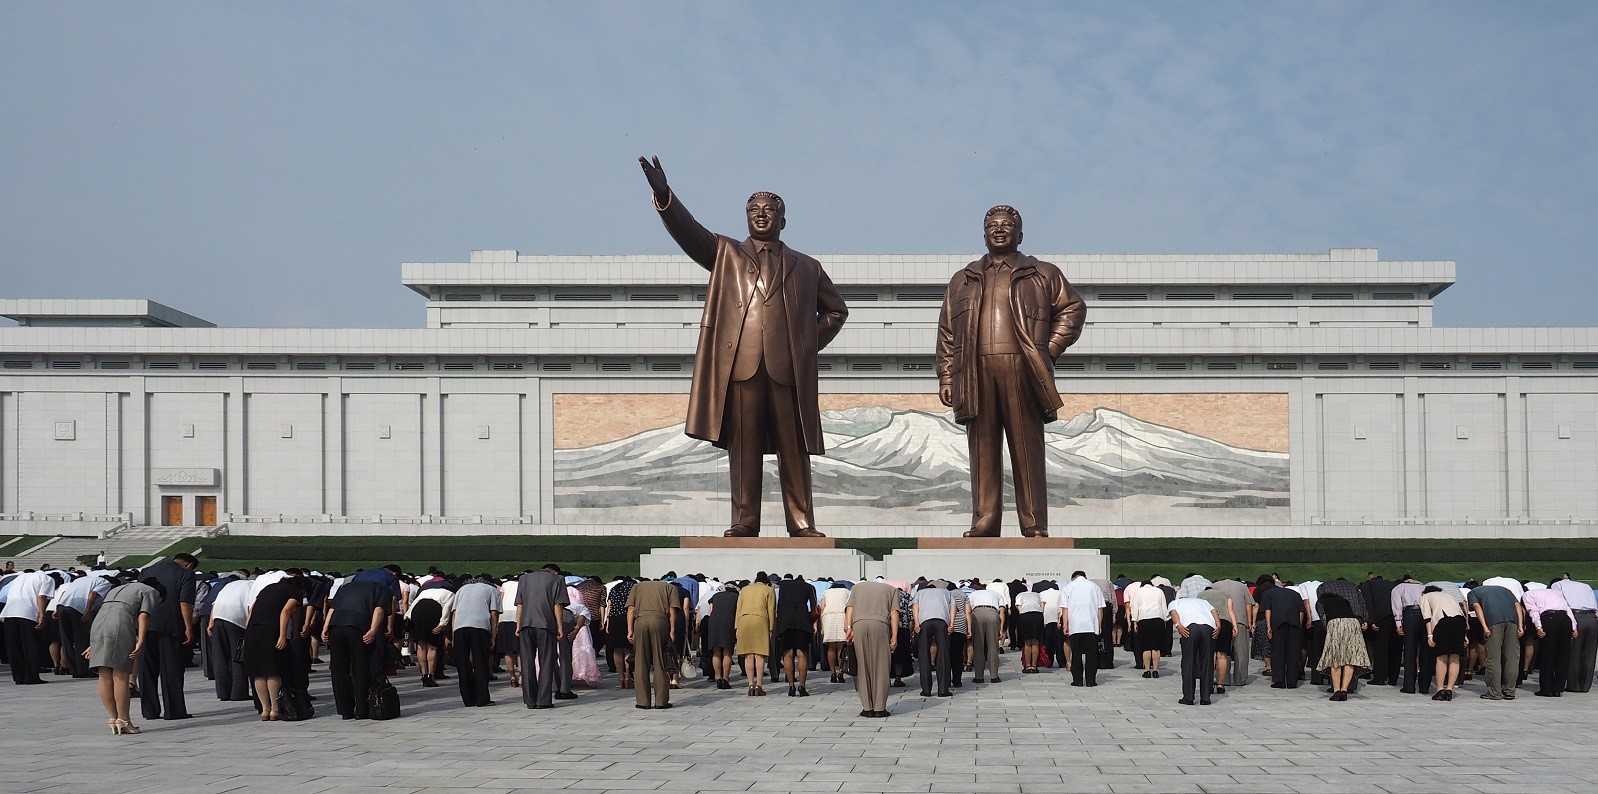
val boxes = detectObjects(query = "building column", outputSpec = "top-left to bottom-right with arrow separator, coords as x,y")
325,382 -> 345,517
225,377 -> 246,517
1503,377 -> 1527,519
126,380 -> 149,524
1402,377 -> 1425,519
422,378 -> 443,517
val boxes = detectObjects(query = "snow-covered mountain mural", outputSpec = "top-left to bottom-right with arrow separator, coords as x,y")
554,398 -> 1290,525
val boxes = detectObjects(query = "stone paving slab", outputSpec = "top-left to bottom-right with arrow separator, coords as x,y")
2,654 -> 1593,794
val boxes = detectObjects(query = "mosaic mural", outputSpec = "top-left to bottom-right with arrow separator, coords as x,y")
553,393 -> 1290,526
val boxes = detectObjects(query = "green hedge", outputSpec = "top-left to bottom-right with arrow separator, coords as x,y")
1079,538 -> 1598,565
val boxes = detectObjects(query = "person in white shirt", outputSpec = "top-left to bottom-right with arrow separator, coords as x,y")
966,586 -> 1006,683
1168,596 -> 1220,705
2,570 -> 57,685
1039,584 -> 1063,671
497,575 -> 521,688
1012,589 -> 1045,674
50,572 -> 114,678
1126,580 -> 1169,678
206,573 -> 254,701
1059,572 -> 1105,687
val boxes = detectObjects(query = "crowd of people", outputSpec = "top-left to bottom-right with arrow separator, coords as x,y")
2,557 -> 1596,731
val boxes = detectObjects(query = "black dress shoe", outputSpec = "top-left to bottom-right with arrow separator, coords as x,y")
919,690 -> 932,697
973,677 -> 986,683
164,714 -> 193,720
990,676 -> 1001,683
951,680 -> 962,688
636,704 -> 651,709
531,703 -> 554,709
1199,699 -> 1212,706
797,687 -> 809,697
1070,681 -> 1084,687
892,678 -> 905,688
859,710 -> 873,717
937,690 -> 953,697
1270,682 -> 1286,689
1178,697 -> 1195,705
1399,687 -> 1416,694
654,703 -> 673,709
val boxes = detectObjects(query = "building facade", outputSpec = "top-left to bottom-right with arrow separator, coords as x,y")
2,248 -> 1595,538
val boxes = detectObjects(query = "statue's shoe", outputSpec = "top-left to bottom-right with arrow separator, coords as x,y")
962,529 -> 999,538
1020,527 -> 1049,538
724,525 -> 759,538
789,528 -> 826,538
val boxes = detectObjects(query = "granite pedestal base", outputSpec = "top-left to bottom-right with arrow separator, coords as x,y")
872,541 -> 1109,582
641,538 -> 867,580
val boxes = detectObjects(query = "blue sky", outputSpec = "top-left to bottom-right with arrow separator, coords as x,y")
2,3 -> 1594,327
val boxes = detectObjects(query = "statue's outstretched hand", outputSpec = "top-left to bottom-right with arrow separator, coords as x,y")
638,155 -> 670,203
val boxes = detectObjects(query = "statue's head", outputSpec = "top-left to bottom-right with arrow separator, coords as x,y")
984,204 -> 1022,255
747,191 -> 786,243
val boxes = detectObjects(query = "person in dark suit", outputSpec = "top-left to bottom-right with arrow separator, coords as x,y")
1358,572 -> 1399,685
639,156 -> 848,538
1260,580 -> 1307,689
936,206 -> 1087,538
138,553 -> 197,720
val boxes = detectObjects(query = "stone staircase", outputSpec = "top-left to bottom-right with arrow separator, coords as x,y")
8,526 -> 210,571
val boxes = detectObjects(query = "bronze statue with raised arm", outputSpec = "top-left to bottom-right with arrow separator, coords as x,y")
936,205 -> 1087,538
638,156 -> 848,538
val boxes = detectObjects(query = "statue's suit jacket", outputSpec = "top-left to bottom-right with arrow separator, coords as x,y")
656,198 -> 848,454
935,254 -> 1086,425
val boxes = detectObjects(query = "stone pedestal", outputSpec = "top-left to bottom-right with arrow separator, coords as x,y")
873,539 -> 1108,582
641,537 -> 867,581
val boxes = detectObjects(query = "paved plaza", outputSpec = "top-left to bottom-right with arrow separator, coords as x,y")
2,652 -> 1592,794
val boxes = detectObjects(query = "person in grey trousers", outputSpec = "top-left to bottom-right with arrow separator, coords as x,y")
515,564 -> 568,709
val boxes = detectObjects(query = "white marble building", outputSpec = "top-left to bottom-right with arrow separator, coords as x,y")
2,247 -> 1595,538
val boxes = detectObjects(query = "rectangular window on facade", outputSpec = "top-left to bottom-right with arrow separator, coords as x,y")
1265,362 -> 1299,370
1520,361 -> 1554,370
1316,362 -> 1351,371
293,362 -> 327,370
897,290 -> 945,301
392,362 -> 425,371
490,362 -> 524,371
1165,293 -> 1216,300
147,361 -> 180,370
244,362 -> 279,370
1153,362 -> 1188,371
2,360 -> 34,369
1098,292 -> 1149,300
1367,361 -> 1401,370
342,361 -> 377,370
1205,362 -> 1239,371
540,362 -> 573,371
1468,361 -> 1503,370
442,361 -> 476,371
1373,292 -> 1415,300
600,362 -> 632,372
1234,292 -> 1294,300
98,361 -> 131,370
196,361 -> 229,370
649,362 -> 682,372
1103,361 -> 1138,371
1418,362 -> 1453,370
851,362 -> 883,371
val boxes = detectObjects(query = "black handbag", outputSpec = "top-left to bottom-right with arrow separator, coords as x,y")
276,687 -> 315,721
368,676 -> 400,720
232,639 -> 246,665
840,644 -> 858,677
